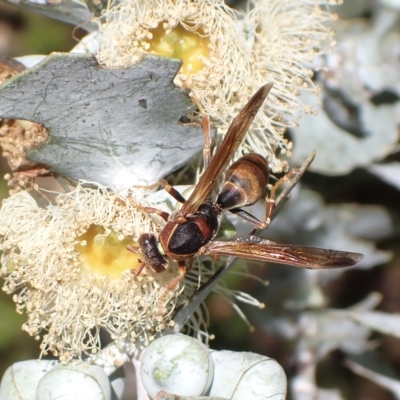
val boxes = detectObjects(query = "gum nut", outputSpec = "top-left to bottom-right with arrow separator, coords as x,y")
0,360 -> 58,400
140,334 -> 214,399
209,350 -> 287,400
36,363 -> 112,400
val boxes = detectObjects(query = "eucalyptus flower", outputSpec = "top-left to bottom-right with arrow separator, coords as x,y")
98,0 -> 338,173
0,182 -> 215,363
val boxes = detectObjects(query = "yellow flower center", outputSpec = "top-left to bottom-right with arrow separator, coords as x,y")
146,23 -> 210,75
77,225 -> 141,279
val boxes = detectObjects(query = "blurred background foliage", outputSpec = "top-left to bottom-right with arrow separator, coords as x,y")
0,2 -> 76,56
1,0 -> 400,399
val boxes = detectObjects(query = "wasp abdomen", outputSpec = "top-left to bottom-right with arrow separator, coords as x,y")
217,153 -> 269,210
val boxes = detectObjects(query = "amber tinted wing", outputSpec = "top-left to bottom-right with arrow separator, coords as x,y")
180,83 -> 273,216
204,239 -> 363,269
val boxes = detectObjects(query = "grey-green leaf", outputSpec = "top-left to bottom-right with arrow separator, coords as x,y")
0,53 -> 206,190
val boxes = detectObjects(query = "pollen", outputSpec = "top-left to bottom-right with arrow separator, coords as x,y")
146,23 -> 210,75
77,225 -> 141,279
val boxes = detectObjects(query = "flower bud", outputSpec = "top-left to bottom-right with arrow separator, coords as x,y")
209,350 -> 287,400
140,334 -> 214,399
0,360 -> 57,400
36,364 -> 111,400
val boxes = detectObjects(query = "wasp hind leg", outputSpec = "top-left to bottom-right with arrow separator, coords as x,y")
228,170 -> 294,231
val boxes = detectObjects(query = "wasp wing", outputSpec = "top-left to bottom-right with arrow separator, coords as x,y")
180,83 -> 273,216
204,239 -> 363,269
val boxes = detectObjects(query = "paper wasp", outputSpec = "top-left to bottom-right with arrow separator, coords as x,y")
127,83 -> 363,287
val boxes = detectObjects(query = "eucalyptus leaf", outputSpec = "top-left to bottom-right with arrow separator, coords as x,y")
348,310 -> 400,338
329,0 -> 371,18
287,296 -> 390,400
291,378 -> 344,400
290,91 -> 399,175
347,351 -> 400,380
71,32 -> 103,55
368,162 -> 400,190
346,354 -> 400,400
292,14 -> 400,174
379,0 -> 400,8
15,55 -> 47,69
283,294 -> 384,372
326,17 -> 400,105
295,309 -> 372,359
0,53 -> 208,190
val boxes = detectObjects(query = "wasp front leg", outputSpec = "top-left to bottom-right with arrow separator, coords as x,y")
126,245 -> 147,276
190,92 -> 211,169
133,178 -> 186,205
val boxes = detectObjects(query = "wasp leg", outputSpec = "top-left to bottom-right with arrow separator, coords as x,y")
190,92 -> 211,170
124,190 -> 171,222
186,257 -> 195,272
260,166 -> 303,229
274,151 -> 316,211
126,246 -> 146,276
126,244 -> 140,254
133,178 -> 186,205
228,168 -> 298,230
167,260 -> 187,290
130,261 -> 146,277
126,245 -> 147,277
228,207 -> 267,229
129,203 -> 171,222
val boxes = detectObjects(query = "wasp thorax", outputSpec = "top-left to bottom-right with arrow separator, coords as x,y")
168,204 -> 219,256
